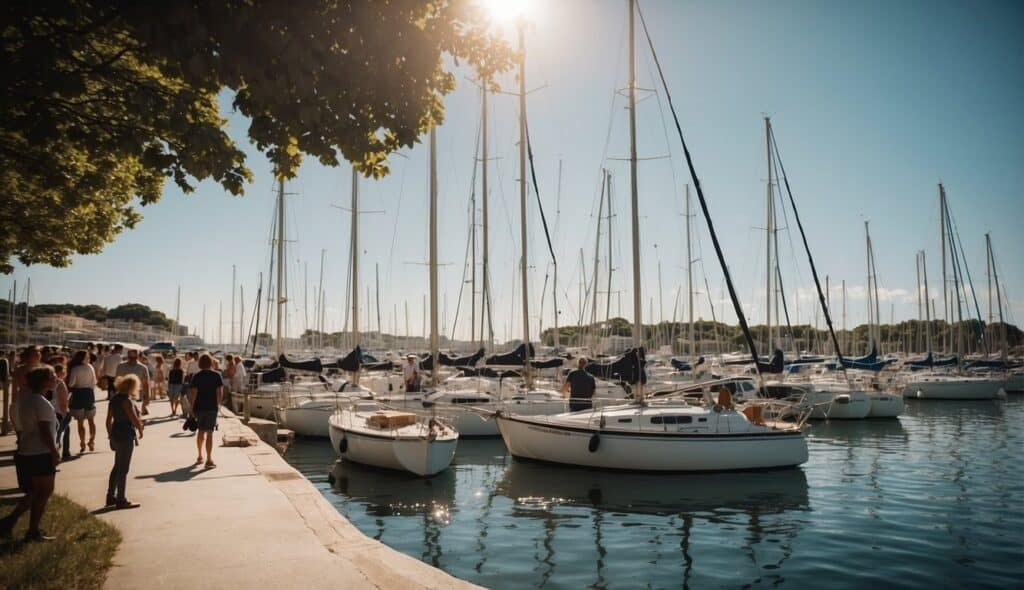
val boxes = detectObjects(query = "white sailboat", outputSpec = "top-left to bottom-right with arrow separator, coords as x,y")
495,0 -> 808,472
328,128 -> 458,476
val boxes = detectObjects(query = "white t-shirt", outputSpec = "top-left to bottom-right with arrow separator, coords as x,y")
67,364 -> 98,389
16,394 -> 57,456
233,363 -> 247,388
186,359 -> 199,375
403,361 -> 419,381
103,352 -> 122,377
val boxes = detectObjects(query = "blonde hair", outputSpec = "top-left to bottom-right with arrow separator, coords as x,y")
115,374 -> 141,397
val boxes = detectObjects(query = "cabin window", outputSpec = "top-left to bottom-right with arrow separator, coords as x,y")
651,415 -> 693,425
698,417 -> 707,423
617,418 -> 633,424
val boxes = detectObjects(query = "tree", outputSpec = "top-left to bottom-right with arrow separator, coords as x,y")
1,1 -> 512,272
107,303 -> 171,329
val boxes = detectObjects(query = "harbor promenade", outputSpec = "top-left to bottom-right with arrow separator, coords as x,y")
0,397 -> 477,590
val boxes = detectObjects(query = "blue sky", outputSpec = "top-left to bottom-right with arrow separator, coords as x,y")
4,0 -> 1023,345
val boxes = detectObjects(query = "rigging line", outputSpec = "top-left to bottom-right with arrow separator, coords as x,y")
768,125 -> 847,368
636,0 -> 762,376
450,118 -> 484,340
949,207 -> 987,352
775,263 -> 794,348
385,150 -> 411,287
523,115 -> 556,264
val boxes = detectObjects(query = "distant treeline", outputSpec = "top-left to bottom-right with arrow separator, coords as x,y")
0,300 -> 173,332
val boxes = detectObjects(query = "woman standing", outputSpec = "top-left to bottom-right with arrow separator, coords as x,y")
105,375 -> 143,509
167,358 -> 185,416
222,354 -> 236,396
188,354 -> 223,468
66,350 -> 98,453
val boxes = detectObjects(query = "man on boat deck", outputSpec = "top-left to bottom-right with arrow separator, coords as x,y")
404,354 -> 421,393
561,357 -> 597,412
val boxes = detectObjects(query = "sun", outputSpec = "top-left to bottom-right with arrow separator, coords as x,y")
479,0 -> 535,25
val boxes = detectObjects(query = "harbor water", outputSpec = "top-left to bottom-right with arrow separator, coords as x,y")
283,397 -> 1024,588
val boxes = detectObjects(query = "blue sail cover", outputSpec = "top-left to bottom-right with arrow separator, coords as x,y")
670,356 -> 706,372
420,348 -> 486,371
840,356 -> 896,371
850,344 -> 878,365
485,343 -> 536,366
756,349 -> 785,374
905,352 -> 959,369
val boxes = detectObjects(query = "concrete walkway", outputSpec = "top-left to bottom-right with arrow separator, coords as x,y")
0,398 -> 478,589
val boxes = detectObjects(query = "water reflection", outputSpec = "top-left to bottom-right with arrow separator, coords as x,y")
327,460 -> 456,518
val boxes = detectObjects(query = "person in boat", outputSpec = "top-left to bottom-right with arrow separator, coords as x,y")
561,357 -> 597,412
404,354 -> 421,393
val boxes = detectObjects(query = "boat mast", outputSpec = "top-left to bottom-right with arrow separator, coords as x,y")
939,183 -> 949,353
627,0 -> 644,399
686,184 -> 694,359
590,173 -> 606,351
317,250 -> 325,350
988,233 -> 1007,362
553,160 -> 562,350
231,265 -> 236,350
481,86 -> 494,349
916,253 -> 923,352
350,167 -> 361,383
429,127 -> 440,387
765,117 -> 774,352
605,171 -> 614,326
275,176 -> 285,356
517,20 -> 533,388
922,251 -> 932,352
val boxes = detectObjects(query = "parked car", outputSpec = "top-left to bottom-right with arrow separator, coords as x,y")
144,341 -> 177,356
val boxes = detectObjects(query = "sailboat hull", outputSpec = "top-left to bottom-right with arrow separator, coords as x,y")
328,412 -> 457,477
865,391 -> 903,418
495,414 -> 807,472
902,377 -> 1007,400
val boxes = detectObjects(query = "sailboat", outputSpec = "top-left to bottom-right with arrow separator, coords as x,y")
328,129 -> 458,477
495,0 -> 808,472
901,185 -> 1007,400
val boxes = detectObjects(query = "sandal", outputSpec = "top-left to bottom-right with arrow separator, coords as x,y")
204,461 -> 216,469
87,440 -> 95,452
195,457 -> 204,465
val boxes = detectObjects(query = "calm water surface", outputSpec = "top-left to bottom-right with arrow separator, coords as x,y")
284,397 -> 1024,588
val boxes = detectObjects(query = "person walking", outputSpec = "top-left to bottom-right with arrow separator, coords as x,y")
185,352 -> 199,382
51,363 -> 72,461
11,346 -> 42,437
105,374 -> 144,509
0,365 -> 60,542
67,350 -> 98,454
102,344 -> 123,400
188,354 -> 223,469
116,349 -> 151,416
152,356 -> 166,400
232,356 -> 247,394
167,358 -> 185,416
560,357 -> 597,412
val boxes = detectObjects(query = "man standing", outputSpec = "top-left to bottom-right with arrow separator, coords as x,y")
403,354 -> 421,393
0,365 -> 60,542
102,344 -> 123,400
116,349 -> 151,416
561,357 -> 597,412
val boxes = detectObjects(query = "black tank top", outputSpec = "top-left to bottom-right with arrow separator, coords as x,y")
109,393 -> 136,441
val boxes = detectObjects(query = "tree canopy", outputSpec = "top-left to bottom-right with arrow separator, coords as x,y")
1,0 -> 511,272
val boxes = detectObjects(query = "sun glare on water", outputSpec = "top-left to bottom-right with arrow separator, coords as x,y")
480,0 -> 536,25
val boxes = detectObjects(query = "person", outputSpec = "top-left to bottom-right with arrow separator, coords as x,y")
185,352 -> 199,382
0,351 -> 9,434
403,354 -> 421,393
11,346 -> 43,436
67,349 -> 99,453
188,354 -> 223,468
51,363 -> 72,461
560,357 -> 597,412
222,354 -> 235,395
105,374 -> 144,509
167,358 -> 185,416
152,356 -> 166,400
102,344 -> 123,400
232,356 -> 247,394
0,365 -> 60,542
116,349 -> 151,416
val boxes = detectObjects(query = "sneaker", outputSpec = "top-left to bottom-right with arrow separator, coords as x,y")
105,494 -> 116,507
115,500 -> 140,510
24,529 -> 56,542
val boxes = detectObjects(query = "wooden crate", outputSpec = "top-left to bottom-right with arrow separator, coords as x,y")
366,411 -> 416,429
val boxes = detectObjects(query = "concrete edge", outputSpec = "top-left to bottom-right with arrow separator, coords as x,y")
219,409 -> 482,590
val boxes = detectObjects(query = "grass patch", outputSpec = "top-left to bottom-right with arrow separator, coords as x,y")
0,494 -> 120,590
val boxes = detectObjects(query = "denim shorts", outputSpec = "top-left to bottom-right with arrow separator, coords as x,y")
167,383 -> 183,400
196,410 -> 218,432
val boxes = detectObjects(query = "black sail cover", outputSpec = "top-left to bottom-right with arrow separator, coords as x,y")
420,348 -> 486,371
585,347 -> 647,385
756,349 -> 785,374
278,354 -> 323,373
485,343 -> 536,366
258,366 -> 287,383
